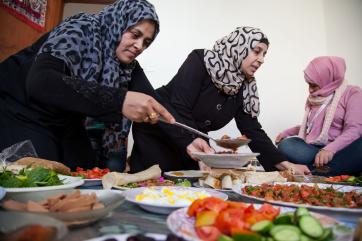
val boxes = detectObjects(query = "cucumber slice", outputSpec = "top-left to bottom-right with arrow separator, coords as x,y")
261,237 -> 274,241
299,215 -> 324,239
218,235 -> 234,241
272,229 -> 301,241
300,234 -> 311,241
252,220 -> 274,234
270,225 -> 301,237
232,233 -> 263,241
295,207 -> 310,218
274,213 -> 294,225
316,228 -> 333,241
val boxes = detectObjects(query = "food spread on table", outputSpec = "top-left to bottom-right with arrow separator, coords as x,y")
10,157 -> 71,175
0,224 -> 57,241
185,197 -> 335,241
242,183 -> 362,208
324,175 -> 362,186
198,170 -> 290,190
102,164 -> 162,189
0,166 -> 63,188
0,156 -> 358,240
71,167 -> 110,179
3,190 -> 104,212
134,187 -> 210,206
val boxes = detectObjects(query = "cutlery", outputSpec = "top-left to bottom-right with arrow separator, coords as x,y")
158,117 -> 249,149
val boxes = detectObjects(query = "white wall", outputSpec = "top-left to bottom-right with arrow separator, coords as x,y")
63,0 -> 362,153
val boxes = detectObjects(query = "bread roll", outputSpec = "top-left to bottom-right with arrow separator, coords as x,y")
14,157 -> 71,175
221,175 -> 233,189
203,175 -> 221,189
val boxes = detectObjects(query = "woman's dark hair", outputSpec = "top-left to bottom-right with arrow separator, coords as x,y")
259,38 -> 269,46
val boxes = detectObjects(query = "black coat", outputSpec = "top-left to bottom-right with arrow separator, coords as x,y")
0,34 -> 154,170
130,49 -> 286,173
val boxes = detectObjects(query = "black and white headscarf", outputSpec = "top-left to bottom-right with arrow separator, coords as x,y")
38,0 -> 159,154
204,27 -> 268,117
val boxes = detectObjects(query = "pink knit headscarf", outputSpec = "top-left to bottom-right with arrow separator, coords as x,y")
304,56 -> 346,97
298,56 -> 347,145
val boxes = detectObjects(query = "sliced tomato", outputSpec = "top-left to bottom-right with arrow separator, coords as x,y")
203,197 -> 228,213
214,208 -> 249,235
195,226 -> 222,241
257,203 -> 280,220
188,198 -> 205,217
226,201 -> 248,210
340,175 -> 350,181
71,167 -> 109,179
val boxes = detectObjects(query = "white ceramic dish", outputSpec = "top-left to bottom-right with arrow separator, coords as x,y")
4,174 -> 84,193
85,233 -> 166,241
232,182 -> 362,223
0,211 -> 68,240
167,206 -> 353,241
123,186 -> 228,214
191,152 -> 259,169
1,189 -> 125,226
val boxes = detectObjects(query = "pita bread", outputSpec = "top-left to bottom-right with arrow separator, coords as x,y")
102,164 -> 161,189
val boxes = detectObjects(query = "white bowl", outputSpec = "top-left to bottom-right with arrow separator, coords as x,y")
191,152 -> 259,169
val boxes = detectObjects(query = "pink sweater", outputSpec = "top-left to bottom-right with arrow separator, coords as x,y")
280,85 -> 362,153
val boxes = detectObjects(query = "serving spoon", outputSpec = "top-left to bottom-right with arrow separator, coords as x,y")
158,118 -> 250,150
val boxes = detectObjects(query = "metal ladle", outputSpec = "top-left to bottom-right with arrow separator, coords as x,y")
159,118 -> 250,149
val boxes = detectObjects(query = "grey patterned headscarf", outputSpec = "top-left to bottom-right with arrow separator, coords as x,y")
204,27 -> 268,117
38,0 -> 159,154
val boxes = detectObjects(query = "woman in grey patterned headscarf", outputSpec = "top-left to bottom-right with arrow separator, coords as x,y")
0,0 -> 174,170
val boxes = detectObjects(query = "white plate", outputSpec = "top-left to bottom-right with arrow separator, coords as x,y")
164,170 -> 208,178
167,206 -> 353,241
4,174 -> 84,193
191,152 -> 259,169
85,233 -> 166,241
0,211 -> 68,240
123,186 -> 228,214
82,178 -> 102,187
232,182 -> 362,222
1,189 -> 125,226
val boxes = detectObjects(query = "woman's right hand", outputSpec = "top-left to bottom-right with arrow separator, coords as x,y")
186,138 -> 214,160
122,91 -> 175,124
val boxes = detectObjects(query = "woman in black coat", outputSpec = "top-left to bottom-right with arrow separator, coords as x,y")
0,0 -> 174,170
130,26 -> 310,175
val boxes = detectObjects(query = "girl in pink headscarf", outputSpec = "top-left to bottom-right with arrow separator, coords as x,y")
275,56 -> 362,176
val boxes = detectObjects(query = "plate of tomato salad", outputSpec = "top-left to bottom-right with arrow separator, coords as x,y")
166,197 -> 353,241
71,167 -> 110,186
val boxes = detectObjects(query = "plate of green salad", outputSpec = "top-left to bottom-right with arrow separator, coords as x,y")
0,166 -> 84,193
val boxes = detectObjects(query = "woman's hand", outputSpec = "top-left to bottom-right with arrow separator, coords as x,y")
276,161 -> 311,175
122,91 -> 175,124
314,149 -> 334,167
275,133 -> 284,144
186,138 -> 214,160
